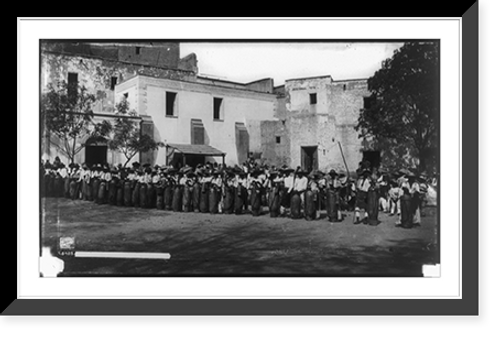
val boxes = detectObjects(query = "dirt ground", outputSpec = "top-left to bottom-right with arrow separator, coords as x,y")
41,197 -> 439,277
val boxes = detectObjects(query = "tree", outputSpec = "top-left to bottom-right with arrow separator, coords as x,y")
107,96 -> 163,166
41,81 -> 101,164
355,42 -> 439,174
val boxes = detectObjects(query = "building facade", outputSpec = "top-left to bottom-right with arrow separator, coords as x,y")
41,41 -> 376,173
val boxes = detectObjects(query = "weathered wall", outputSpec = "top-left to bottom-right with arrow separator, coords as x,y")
41,45 -> 195,114
260,119 -> 290,167
245,78 -> 274,93
284,77 -> 369,173
124,75 -> 277,166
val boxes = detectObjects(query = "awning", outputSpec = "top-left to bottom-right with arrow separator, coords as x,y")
166,143 -> 225,157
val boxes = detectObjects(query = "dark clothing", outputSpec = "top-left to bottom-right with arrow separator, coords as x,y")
234,185 -> 246,215
326,189 -> 340,222
268,186 -> 281,218
400,193 -> 413,228
290,191 -> 302,219
304,189 -> 316,221
367,189 -> 379,226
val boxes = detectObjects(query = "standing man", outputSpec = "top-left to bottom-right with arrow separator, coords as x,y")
354,169 -> 371,224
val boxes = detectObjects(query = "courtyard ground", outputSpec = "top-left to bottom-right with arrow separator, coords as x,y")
41,197 -> 439,277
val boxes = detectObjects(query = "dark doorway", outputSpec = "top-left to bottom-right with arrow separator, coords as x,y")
85,137 -> 108,166
362,150 -> 381,168
301,146 -> 318,173
185,154 -> 205,168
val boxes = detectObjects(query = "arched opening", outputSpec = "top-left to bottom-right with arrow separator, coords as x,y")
85,136 -> 108,166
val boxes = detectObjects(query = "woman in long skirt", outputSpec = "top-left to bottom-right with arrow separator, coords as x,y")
156,183 -> 164,210
139,183 -> 148,208
97,180 -> 106,204
222,183 -> 234,214
209,185 -> 219,214
290,191 -> 301,219
123,180 -> 131,207
108,179 -> 117,205
326,189 -> 340,222
172,184 -> 183,212
116,180 -> 124,206
250,182 -> 261,216
132,180 -> 140,207
69,178 -> 77,200
304,189 -> 316,221
163,180 -> 173,211
400,193 -> 413,228
64,174 -> 71,198
200,181 -> 210,213
182,183 -> 192,212
192,180 -> 201,212
367,187 -> 379,226
234,183 -> 246,215
92,178 -> 100,202
268,185 -> 281,218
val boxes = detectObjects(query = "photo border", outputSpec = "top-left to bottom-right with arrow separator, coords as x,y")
9,6 -> 477,315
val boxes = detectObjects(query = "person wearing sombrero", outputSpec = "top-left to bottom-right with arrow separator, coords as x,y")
366,168 -> 381,226
280,166 -> 294,216
191,169 -> 202,213
354,168 -> 371,224
163,168 -> 177,211
199,169 -> 211,213
171,170 -> 183,212
266,170 -> 282,218
180,168 -> 194,212
289,168 -> 307,219
396,171 -> 413,228
409,172 -> 421,227
325,169 -> 342,222
249,169 -> 263,216
222,169 -> 235,214
234,170 -> 248,215
304,171 -> 319,221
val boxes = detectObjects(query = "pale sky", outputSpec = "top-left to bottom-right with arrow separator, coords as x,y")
180,42 -> 404,86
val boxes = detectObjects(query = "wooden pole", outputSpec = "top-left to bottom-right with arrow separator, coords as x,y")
338,142 -> 350,178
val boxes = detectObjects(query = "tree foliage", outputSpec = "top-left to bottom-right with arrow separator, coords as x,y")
41,81 -> 101,163
107,97 -> 163,166
355,42 -> 439,173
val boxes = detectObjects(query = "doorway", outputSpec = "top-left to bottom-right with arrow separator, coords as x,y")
85,137 -> 108,166
301,146 -> 318,173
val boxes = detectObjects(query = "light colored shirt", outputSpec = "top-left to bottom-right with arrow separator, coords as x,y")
294,176 -> 308,192
58,167 -> 68,178
284,176 -> 294,190
212,177 -> 223,188
411,182 -> 421,194
357,178 -> 371,192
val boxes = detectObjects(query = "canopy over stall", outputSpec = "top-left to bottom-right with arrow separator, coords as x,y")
166,143 -> 226,167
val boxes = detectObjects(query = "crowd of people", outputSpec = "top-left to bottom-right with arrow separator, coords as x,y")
40,157 -> 437,229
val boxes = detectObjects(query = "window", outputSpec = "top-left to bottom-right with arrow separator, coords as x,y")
135,47 -> 141,55
343,84 -> 347,91
67,72 -> 78,100
309,93 -> 317,105
123,92 -> 128,99
166,91 -> 177,116
110,76 -> 117,90
213,97 -> 223,120
276,136 -> 281,144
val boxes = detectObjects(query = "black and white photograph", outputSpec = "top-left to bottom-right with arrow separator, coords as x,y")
38,40 -> 440,277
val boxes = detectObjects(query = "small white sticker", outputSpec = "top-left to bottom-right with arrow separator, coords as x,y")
422,264 -> 441,277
